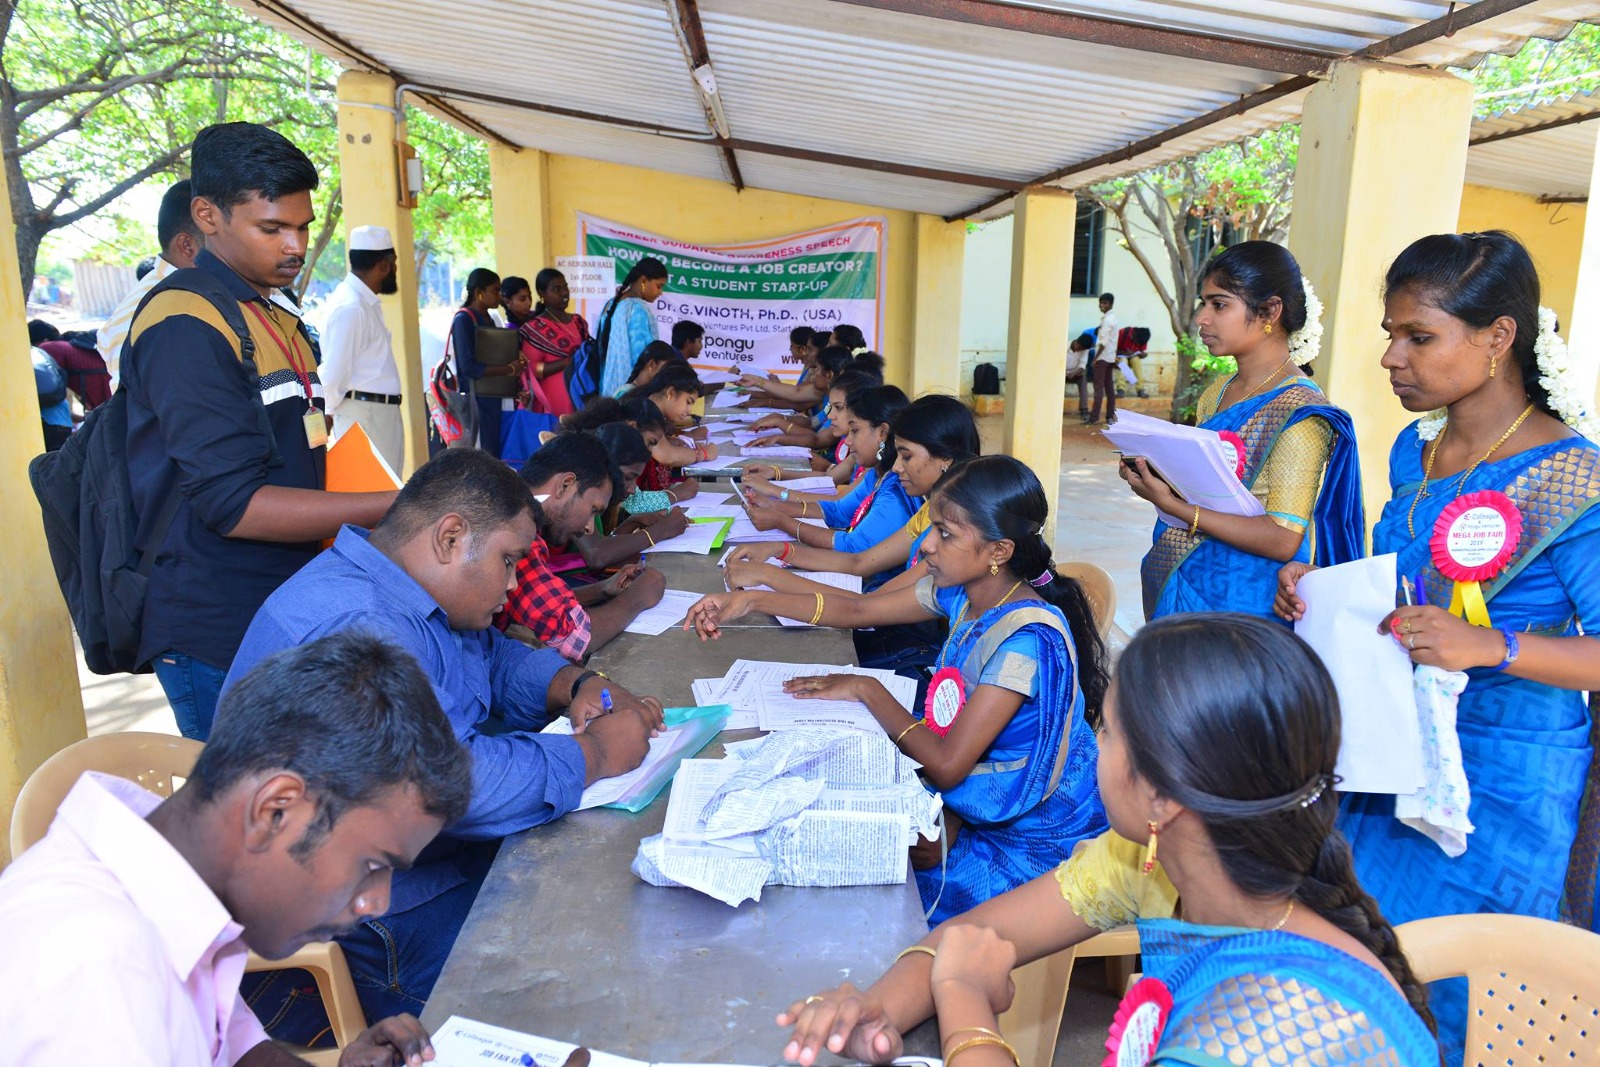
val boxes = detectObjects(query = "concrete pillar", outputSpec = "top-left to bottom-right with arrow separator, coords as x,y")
909,213 -> 967,397
1288,61 -> 1474,523
336,71 -> 427,476
0,170 -> 86,864
1564,124 -> 1600,409
489,145 -> 550,276
1002,188 -> 1076,521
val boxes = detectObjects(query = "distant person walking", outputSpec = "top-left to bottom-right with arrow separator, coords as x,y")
98,179 -> 203,386
319,225 -> 405,472
1087,291 -> 1118,425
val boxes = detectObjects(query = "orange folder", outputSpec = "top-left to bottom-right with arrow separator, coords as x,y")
326,423 -> 402,493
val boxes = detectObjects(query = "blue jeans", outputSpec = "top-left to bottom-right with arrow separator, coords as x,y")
152,652 -> 227,740
243,843 -> 495,1043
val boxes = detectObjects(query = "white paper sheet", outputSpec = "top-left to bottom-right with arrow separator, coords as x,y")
431,1016 -> 645,1067
690,677 -> 759,729
543,707 -> 725,809
695,369 -> 741,385
710,389 -> 749,409
1102,410 -> 1263,527
640,522 -> 723,554
752,665 -> 918,732
762,475 -> 837,493
762,570 -> 863,626
687,491 -> 735,505
740,445 -> 813,459
680,504 -> 746,521
622,588 -> 705,636
1295,553 -> 1424,794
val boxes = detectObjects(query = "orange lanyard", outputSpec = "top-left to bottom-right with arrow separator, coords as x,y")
244,302 -> 315,406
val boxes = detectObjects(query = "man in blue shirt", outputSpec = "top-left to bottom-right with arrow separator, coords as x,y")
226,447 -> 663,1035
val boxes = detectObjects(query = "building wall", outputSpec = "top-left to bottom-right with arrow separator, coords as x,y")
958,212 -> 1179,396
537,155 -> 921,389
1457,183 -> 1586,332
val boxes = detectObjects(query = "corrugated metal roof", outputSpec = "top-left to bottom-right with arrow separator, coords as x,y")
237,0 -> 1598,218
1465,89 -> 1600,197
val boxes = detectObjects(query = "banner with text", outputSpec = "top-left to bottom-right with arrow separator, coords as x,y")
574,213 -> 886,381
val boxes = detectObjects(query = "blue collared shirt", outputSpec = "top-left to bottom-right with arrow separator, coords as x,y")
224,526 -> 586,912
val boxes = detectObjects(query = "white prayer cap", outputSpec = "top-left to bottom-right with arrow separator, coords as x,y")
349,225 -> 395,252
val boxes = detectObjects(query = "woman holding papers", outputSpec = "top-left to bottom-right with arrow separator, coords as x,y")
688,456 -> 1109,922
742,386 -> 917,566
1125,242 -> 1363,622
1277,232 -> 1600,1061
775,614 -> 1438,1067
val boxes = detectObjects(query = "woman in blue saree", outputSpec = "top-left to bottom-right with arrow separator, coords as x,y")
1124,242 -> 1364,622
774,614 -> 1438,1067
1278,231 -> 1600,1065
685,456 -> 1110,922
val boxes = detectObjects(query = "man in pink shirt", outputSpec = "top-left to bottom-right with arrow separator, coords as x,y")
0,631 -> 474,1066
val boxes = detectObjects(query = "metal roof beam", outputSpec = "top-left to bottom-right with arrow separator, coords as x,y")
1471,108 -> 1600,146
668,0 -> 745,191
829,0 -> 1336,76
947,0 -> 1549,220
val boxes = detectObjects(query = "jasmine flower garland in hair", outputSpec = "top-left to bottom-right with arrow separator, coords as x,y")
1287,279 -> 1323,365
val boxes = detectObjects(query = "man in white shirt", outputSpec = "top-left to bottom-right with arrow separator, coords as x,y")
1088,291 -> 1119,425
0,631 -> 472,1066
320,225 -> 404,472
98,178 -> 203,386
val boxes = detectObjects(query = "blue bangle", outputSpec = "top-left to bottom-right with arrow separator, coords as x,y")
1491,629 -> 1520,672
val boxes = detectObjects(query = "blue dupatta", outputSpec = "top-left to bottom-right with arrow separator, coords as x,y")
912,585 -> 1106,922
1140,377 -> 1365,622
1341,424 -> 1600,1064
1132,920 -> 1438,1066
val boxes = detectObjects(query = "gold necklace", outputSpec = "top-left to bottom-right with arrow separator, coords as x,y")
939,579 -> 1024,668
1406,403 -> 1536,538
1229,354 -> 1295,407
1271,899 -> 1295,932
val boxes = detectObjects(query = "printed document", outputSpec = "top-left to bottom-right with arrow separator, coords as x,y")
1102,410 -> 1263,527
622,589 -> 706,636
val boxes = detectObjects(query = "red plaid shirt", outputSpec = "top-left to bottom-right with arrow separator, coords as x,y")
496,536 -> 592,662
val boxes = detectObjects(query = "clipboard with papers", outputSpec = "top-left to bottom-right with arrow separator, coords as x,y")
1101,410 -> 1263,527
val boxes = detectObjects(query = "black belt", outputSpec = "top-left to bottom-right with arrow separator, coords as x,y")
345,391 -> 401,405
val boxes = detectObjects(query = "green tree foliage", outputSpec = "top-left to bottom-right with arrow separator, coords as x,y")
1463,24 -> 1600,116
1,0 -> 491,299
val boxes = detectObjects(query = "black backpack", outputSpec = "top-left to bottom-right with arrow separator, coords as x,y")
972,362 -> 1000,395
28,270 -> 270,675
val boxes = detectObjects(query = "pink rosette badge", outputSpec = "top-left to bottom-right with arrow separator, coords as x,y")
1102,977 -> 1174,1067
1429,490 -> 1522,627
923,666 -> 966,736
1217,430 -> 1247,480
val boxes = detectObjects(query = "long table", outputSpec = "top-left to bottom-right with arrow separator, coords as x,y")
421,511 -> 938,1063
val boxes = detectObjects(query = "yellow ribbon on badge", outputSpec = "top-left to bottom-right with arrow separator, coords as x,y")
1448,580 -> 1492,628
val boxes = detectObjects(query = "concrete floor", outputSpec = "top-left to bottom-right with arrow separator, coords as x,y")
73,414 -> 1150,1064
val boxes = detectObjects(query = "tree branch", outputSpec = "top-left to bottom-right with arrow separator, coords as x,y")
48,144 -> 186,229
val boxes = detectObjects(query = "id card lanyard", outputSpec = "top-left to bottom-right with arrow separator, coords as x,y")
244,301 -> 326,448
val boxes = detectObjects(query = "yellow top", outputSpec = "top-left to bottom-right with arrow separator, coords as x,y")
1196,377 -> 1332,534
904,501 -> 932,540
1054,830 -> 1178,930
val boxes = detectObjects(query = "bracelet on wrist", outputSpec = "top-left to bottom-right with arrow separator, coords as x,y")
568,669 -> 600,704
1491,628 -> 1521,672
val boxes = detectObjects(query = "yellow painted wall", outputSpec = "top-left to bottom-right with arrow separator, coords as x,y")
531,155 -> 921,389
1457,183 -> 1586,332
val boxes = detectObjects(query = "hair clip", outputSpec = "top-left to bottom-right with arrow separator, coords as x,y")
1029,571 -> 1053,588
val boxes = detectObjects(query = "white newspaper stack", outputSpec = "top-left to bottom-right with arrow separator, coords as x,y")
632,729 -> 942,907
1101,410 -> 1263,527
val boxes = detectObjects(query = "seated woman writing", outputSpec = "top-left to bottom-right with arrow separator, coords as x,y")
624,362 -> 716,476
775,612 -> 1438,1067
726,395 -> 980,642
686,456 -> 1108,922
612,340 -> 682,399
741,386 -> 916,562
749,346 -> 854,436
744,369 -> 876,480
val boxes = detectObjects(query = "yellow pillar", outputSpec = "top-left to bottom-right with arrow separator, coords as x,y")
1003,188 -> 1076,521
490,145 -> 550,276
910,213 -> 967,397
1565,124 -> 1600,409
336,71 -> 427,476
1288,60 -> 1474,524
0,172 -> 86,864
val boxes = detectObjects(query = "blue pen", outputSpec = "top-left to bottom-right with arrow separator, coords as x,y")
601,688 -> 614,713
520,1055 -> 535,1066
1414,574 -> 1428,606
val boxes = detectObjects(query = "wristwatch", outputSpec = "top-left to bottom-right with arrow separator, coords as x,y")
568,668 -> 606,703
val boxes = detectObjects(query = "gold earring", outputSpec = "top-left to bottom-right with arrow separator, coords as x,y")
989,561 -> 1000,576
1490,354 -> 1498,378
1142,820 -> 1161,876
1263,323 -> 1273,335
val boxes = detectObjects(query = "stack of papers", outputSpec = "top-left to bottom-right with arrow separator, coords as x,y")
1101,410 -> 1263,527
430,1015 -> 941,1067
633,729 -> 941,906
622,589 -> 706,636
542,704 -> 730,811
765,475 -> 838,493
740,445 -> 813,459
689,659 -> 916,732
710,390 -> 749,409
